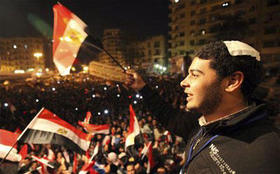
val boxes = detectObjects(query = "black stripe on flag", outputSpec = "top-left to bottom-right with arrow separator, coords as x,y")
20,129 -> 86,154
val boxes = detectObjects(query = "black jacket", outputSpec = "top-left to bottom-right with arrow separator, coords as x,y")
140,85 -> 280,174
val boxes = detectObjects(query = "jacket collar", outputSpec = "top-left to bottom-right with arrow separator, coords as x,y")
198,103 -> 267,129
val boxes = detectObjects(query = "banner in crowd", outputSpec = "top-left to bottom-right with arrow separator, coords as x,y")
89,61 -> 126,82
0,129 -> 22,162
19,108 -> 91,153
53,3 -> 88,75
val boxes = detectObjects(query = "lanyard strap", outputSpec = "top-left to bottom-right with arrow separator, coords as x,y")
180,131 -> 219,174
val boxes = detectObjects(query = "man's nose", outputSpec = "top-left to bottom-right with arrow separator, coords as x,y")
180,75 -> 190,88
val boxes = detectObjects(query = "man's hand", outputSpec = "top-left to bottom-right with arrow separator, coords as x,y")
124,71 -> 146,91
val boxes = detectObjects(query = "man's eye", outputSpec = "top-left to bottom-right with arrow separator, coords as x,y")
192,74 -> 199,77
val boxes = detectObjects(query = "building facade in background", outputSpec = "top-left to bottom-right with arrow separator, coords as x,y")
127,35 -> 167,74
168,0 -> 280,67
0,37 -> 45,73
98,29 -> 127,67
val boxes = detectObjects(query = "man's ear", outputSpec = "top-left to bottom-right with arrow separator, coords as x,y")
224,71 -> 244,92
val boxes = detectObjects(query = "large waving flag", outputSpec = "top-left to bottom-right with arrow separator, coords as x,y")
0,129 -> 22,162
125,105 -> 142,151
19,108 -> 91,153
53,3 -> 88,75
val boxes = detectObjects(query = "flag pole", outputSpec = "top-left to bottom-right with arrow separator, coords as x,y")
0,108 -> 45,166
84,41 -> 127,72
17,107 -> 45,141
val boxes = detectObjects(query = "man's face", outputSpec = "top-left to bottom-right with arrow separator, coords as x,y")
180,57 -> 223,115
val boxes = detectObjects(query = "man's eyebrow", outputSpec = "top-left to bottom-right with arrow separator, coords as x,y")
189,69 -> 204,75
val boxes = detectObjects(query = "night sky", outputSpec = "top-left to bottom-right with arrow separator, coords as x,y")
0,0 -> 168,40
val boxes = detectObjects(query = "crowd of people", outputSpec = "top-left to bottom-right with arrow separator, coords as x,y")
0,74 -> 188,173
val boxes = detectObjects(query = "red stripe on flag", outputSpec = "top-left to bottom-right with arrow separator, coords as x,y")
53,3 -> 72,54
0,129 -> 18,147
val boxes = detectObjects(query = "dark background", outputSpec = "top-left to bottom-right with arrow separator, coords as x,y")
0,0 -> 168,40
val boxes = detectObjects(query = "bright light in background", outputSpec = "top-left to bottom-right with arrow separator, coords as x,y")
222,2 -> 229,7
140,96 -> 143,99
133,100 -> 137,104
57,81 -> 60,84
155,85 -> 159,89
116,84 -> 119,87
154,64 -> 160,68
83,66 -> 88,72
14,70 -> 25,74
136,94 -> 140,98
3,81 -> 9,86
104,87 -> 107,91
52,87 -> 56,91
154,64 -> 167,73
13,44 -> 17,49
71,67 -> 76,72
104,109 -> 109,114
45,68 -> 49,72
174,0 -> 180,3
4,103 -> 8,107
35,99 -> 39,103
33,52 -> 43,59
35,72 -> 42,77
92,94 -> 96,98
75,107 -> 78,111
117,94 -> 120,98
27,68 -> 35,72
98,112 -> 101,115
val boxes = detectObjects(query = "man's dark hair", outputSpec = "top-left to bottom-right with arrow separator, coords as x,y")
194,41 -> 264,99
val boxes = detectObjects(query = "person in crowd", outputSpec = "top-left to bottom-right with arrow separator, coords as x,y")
126,162 -> 136,174
125,40 -> 280,173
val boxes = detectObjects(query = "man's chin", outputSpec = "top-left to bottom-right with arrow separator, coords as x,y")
185,105 -> 199,112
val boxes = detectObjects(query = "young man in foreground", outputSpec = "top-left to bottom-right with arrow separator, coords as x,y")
125,41 -> 280,173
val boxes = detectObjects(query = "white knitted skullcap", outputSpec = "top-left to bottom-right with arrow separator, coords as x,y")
223,41 -> 260,61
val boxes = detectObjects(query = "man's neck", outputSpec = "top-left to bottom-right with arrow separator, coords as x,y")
204,101 -> 248,123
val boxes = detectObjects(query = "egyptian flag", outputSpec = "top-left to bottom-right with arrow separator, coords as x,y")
53,3 -> 88,75
146,142 -> 155,174
140,141 -> 152,160
19,108 -> 91,153
78,112 -> 109,135
31,155 -> 54,174
102,135 -> 111,146
83,111 -> 92,124
79,123 -> 110,135
14,128 -> 22,134
0,129 -> 22,162
164,130 -> 173,144
125,105 -> 142,151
